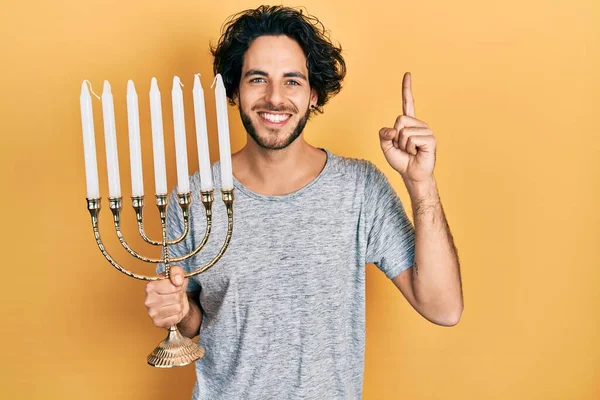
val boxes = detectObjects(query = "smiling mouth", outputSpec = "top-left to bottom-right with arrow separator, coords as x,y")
258,112 -> 292,125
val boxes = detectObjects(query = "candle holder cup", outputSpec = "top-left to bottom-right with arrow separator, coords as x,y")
86,189 -> 234,368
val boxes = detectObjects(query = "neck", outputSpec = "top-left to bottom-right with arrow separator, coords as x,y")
231,136 -> 327,196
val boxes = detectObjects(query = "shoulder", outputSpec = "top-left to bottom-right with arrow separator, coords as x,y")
323,151 -> 395,199
327,150 -> 389,187
326,150 -> 378,178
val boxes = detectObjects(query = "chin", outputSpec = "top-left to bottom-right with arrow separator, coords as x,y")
252,129 -> 301,150
240,108 -> 309,151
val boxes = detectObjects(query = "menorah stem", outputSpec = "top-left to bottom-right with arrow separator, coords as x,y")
159,194 -> 171,279
147,194 -> 206,368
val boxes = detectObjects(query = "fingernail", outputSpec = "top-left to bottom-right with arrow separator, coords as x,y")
174,274 -> 183,285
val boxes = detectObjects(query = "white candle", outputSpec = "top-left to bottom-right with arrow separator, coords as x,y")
192,74 -> 213,191
171,76 -> 190,194
149,78 -> 168,195
101,80 -> 121,198
79,81 -> 100,199
126,80 -> 144,197
214,74 -> 233,190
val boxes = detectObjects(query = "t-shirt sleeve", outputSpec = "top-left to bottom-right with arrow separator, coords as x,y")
156,189 -> 202,292
364,162 -> 415,279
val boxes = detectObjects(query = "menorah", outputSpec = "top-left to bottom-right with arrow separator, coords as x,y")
79,74 -> 234,368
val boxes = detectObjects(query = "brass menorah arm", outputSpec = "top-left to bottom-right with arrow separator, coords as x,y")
133,193 -> 191,246
185,189 -> 234,278
86,189 -> 234,281
87,198 -> 159,281
107,192 -> 213,264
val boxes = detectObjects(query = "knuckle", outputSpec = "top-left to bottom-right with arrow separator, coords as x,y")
399,128 -> 409,138
144,292 -> 156,306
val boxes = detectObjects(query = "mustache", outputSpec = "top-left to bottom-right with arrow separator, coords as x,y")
251,102 -> 299,114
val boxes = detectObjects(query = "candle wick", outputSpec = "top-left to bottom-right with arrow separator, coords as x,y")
211,75 -> 218,89
84,80 -> 101,100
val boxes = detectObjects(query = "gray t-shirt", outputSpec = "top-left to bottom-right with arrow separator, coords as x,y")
161,149 -> 415,400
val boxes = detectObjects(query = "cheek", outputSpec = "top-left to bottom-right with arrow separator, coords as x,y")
289,89 -> 311,108
240,96 -> 259,113
239,86 -> 263,107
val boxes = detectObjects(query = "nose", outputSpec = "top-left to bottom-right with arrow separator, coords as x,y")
264,82 -> 284,107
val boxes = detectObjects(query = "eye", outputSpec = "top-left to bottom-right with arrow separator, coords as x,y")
250,77 -> 266,83
286,80 -> 300,86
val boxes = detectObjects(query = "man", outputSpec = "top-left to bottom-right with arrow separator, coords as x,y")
144,5 -> 463,399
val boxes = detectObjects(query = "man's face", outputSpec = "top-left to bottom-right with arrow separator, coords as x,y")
236,35 -> 316,150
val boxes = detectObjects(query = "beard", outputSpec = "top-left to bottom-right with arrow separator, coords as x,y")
239,102 -> 311,151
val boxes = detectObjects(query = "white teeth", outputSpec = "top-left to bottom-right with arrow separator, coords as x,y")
259,113 -> 290,123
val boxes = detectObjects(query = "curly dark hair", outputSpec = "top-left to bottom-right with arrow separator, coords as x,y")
211,5 -> 346,115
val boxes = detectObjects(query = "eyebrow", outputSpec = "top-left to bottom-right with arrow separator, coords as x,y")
243,69 -> 308,81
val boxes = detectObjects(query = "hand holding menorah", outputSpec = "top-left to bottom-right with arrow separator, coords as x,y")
80,74 -> 234,368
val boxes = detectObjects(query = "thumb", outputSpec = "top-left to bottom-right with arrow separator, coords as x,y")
169,266 -> 185,286
379,127 -> 396,143
379,127 -> 397,151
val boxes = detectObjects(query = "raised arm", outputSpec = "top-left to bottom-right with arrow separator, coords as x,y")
378,72 -> 463,326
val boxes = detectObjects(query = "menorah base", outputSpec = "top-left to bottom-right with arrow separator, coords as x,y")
147,326 -> 205,368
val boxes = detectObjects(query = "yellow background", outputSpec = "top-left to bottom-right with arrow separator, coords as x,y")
1,0 -> 598,398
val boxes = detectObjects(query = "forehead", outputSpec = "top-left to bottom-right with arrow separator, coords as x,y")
242,35 -> 308,75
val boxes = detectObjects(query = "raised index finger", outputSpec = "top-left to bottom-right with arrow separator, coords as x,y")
402,72 -> 416,118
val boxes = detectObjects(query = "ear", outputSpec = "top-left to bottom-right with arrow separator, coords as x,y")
310,88 -> 318,108
232,90 -> 239,106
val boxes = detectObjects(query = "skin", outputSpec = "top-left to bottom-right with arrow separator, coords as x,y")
381,73 -> 463,326
231,36 -> 324,196
144,35 -> 463,336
